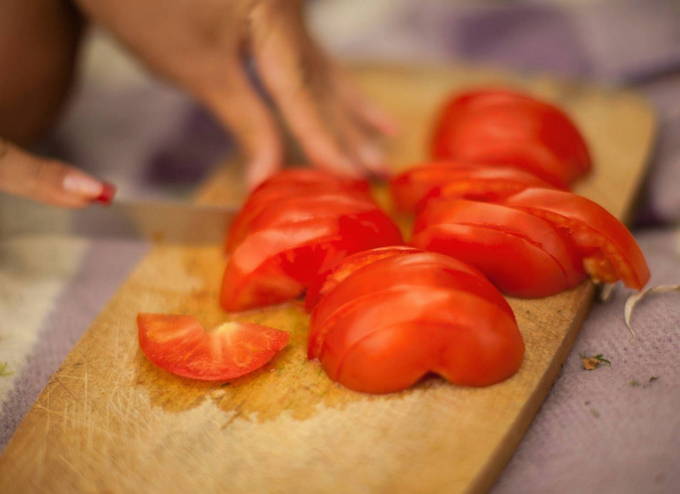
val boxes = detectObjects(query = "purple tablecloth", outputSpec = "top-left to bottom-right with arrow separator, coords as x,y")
1,0 -> 679,491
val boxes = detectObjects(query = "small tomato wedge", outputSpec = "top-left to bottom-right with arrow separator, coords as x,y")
137,314 -> 289,381
412,198 -> 585,297
503,188 -> 650,289
431,89 -> 591,187
390,162 -> 555,213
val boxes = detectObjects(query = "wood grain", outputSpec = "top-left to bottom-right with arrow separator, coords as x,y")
0,63 -> 655,494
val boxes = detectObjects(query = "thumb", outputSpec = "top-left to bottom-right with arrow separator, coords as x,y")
0,139 -> 115,208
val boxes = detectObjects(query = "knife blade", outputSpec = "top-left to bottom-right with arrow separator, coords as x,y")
0,196 -> 237,245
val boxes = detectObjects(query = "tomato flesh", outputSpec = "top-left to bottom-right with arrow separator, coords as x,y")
306,250 -> 524,393
308,250 -> 513,357
304,245 -> 419,311
319,287 -> 523,393
390,162 -> 556,213
503,188 -> 650,289
431,89 -> 591,187
221,210 -> 403,312
226,181 -> 371,253
137,314 -> 289,381
412,198 -> 585,297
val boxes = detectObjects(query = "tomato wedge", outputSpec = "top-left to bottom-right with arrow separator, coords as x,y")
304,245 -> 419,311
431,89 -> 591,187
226,170 -> 370,253
308,250 -> 513,357
318,285 -> 523,393
503,188 -> 650,289
250,168 -> 370,194
307,250 -> 523,393
412,198 -> 585,297
222,169 -> 403,312
221,210 -> 403,311
137,314 -> 289,381
390,162 -> 556,213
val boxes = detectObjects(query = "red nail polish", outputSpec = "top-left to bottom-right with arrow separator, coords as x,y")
94,182 -> 116,205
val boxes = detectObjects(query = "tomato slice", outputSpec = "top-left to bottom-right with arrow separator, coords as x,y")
250,168 -> 370,194
412,198 -> 585,297
503,188 -> 650,289
244,194 -> 376,235
431,89 -> 591,186
389,162 -> 556,213
137,314 -> 289,381
308,263 -> 513,360
318,288 -> 523,393
226,175 -> 370,253
308,251 -> 514,359
221,210 -> 403,312
304,245 -> 419,310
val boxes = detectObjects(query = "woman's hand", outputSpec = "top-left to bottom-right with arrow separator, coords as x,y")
0,0 -> 112,207
75,0 -> 397,187
0,139 -> 113,207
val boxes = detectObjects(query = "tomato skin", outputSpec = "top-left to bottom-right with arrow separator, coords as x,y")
389,162 -> 556,213
304,245 -> 419,311
222,169 -> 403,312
319,289 -> 523,393
226,171 -> 371,253
412,198 -> 585,297
221,209 -> 403,312
308,254 -> 514,359
307,251 -> 524,393
137,314 -> 289,381
502,188 -> 650,289
250,168 -> 370,194
431,89 -> 591,187
244,194 -> 376,236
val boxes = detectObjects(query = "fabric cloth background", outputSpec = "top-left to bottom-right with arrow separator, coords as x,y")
1,0 -> 679,492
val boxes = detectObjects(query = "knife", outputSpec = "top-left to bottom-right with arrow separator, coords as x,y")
0,195 -> 237,245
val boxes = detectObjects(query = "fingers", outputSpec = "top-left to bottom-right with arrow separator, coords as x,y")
332,109 -> 390,178
250,4 -> 380,179
332,67 -> 400,138
193,58 -> 284,189
0,139 -> 113,208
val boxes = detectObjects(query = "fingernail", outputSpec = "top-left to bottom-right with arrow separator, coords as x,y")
63,172 -> 103,197
93,182 -> 117,205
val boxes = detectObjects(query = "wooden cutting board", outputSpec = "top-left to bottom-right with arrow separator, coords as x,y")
0,63 -> 655,494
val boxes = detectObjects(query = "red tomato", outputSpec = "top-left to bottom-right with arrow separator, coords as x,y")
250,168 -> 370,194
412,198 -> 585,297
317,284 -> 523,393
304,246 -> 419,311
226,171 -> 371,253
308,250 -> 514,358
503,188 -> 650,289
221,210 -> 403,312
244,194 -> 376,235
431,89 -> 591,187
137,314 -> 289,381
306,251 -> 523,393
390,162 -> 556,213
